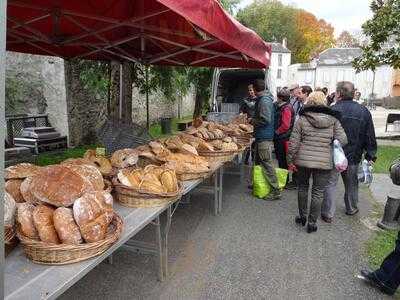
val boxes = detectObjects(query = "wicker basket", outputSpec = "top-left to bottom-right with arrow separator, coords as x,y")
5,225 -> 18,256
198,148 -> 242,163
176,170 -> 211,181
113,178 -> 182,208
17,213 -> 123,265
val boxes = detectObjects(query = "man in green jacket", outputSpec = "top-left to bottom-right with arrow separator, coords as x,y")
251,79 -> 280,200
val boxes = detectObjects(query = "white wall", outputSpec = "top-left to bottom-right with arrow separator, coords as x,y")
289,63 -> 393,99
269,52 -> 291,95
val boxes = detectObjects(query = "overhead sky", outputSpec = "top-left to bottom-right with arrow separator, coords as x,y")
238,0 -> 373,36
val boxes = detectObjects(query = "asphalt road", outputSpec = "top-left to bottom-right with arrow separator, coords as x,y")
61,172 -> 390,300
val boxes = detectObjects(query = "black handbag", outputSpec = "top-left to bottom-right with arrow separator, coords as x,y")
389,158 -> 400,186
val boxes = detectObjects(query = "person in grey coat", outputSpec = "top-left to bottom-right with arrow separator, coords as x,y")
287,91 -> 347,233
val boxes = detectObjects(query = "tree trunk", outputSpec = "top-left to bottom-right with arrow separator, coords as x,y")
193,89 -> 204,118
121,61 -> 133,123
108,61 -> 133,123
109,61 -> 120,120
64,59 -> 107,146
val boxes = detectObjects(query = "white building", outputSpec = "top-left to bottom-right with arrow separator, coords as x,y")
288,48 -> 393,99
268,40 -> 291,95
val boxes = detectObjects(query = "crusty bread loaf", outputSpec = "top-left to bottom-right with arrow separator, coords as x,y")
61,158 -> 96,167
178,144 -> 199,156
5,192 -> 16,227
17,202 -> 39,239
73,191 -> 113,242
160,170 -> 178,193
33,205 -> 60,244
90,156 -> 112,176
30,165 -> 87,207
5,179 -> 25,203
53,207 -> 82,245
64,164 -> 104,191
20,177 -> 41,204
5,163 -> 41,179
111,149 -> 139,168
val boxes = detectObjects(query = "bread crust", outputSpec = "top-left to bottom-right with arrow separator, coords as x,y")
32,205 -> 60,244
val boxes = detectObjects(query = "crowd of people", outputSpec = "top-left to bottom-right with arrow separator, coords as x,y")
242,79 -> 377,229
240,79 -> 400,295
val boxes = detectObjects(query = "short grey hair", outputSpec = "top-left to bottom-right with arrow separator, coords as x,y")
336,81 -> 355,99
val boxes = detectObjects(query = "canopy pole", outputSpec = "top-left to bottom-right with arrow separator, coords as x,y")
0,1 -> 6,298
146,65 -> 150,130
119,63 -> 123,120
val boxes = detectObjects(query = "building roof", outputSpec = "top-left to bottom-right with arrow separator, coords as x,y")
317,48 -> 362,66
297,63 -> 315,70
269,42 -> 291,53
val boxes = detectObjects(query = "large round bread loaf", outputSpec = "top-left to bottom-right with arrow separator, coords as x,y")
32,205 -> 60,244
5,179 -> 25,203
17,202 -> 39,239
63,164 -> 104,191
5,163 -> 41,179
53,207 -> 83,245
30,165 -> 88,207
73,191 -> 113,243
20,177 -> 41,204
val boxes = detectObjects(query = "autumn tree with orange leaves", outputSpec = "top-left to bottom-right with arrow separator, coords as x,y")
237,0 -> 335,63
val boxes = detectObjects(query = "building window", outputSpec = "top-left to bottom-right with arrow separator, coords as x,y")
277,68 -> 282,79
278,54 -> 283,66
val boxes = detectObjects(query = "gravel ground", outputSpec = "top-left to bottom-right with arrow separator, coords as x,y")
61,172 -> 390,300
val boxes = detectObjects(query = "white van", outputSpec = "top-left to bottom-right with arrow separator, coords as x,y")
210,68 -> 274,113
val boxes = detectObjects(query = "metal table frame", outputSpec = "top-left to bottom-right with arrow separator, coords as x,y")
4,155 -> 246,299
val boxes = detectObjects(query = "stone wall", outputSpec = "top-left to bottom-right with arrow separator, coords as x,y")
131,87 -> 195,125
5,52 -> 69,137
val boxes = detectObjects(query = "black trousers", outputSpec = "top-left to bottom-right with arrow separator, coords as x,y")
373,231 -> 400,293
273,139 -> 288,169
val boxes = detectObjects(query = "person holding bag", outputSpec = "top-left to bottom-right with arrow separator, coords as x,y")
287,91 -> 347,233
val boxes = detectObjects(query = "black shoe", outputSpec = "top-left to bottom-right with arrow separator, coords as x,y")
264,190 -> 281,201
295,216 -> 307,226
346,208 -> 359,216
307,223 -> 318,233
360,269 -> 396,296
285,182 -> 297,190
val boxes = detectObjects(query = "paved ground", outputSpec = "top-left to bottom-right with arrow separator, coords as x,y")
61,168 -> 391,300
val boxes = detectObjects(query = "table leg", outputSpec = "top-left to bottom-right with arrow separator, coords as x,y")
154,216 -> 164,282
214,169 -> 219,216
218,165 -> 224,214
239,153 -> 245,185
161,205 -> 172,279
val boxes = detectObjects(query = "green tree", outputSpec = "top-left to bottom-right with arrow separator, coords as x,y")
354,0 -> 400,71
219,0 -> 241,15
237,0 -> 334,63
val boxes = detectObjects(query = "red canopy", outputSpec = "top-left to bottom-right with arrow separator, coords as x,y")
6,0 -> 271,68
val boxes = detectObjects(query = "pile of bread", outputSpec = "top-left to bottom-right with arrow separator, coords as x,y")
5,162 -> 117,245
117,165 -> 179,194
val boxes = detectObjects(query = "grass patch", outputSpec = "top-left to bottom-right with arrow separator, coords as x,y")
149,115 -> 193,139
35,144 -> 99,166
365,229 -> 397,269
374,145 -> 400,174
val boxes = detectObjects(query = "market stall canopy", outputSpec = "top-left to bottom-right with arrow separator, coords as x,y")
6,0 -> 271,68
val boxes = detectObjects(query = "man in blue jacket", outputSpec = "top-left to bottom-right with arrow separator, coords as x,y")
250,79 -> 280,200
324,81 -> 377,217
